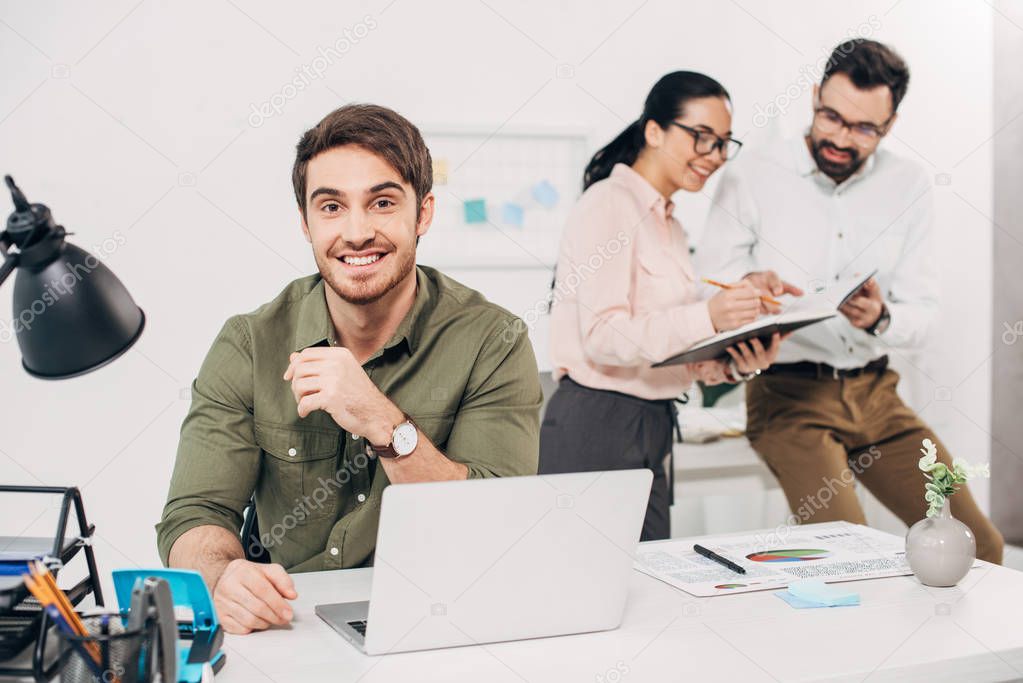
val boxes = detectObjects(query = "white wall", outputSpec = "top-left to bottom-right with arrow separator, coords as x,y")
0,0 -> 995,578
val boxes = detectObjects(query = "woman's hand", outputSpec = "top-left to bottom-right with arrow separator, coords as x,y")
708,280 -> 762,332
725,332 -> 784,378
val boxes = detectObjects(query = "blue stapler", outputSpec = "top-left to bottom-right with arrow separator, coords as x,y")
113,569 -> 226,682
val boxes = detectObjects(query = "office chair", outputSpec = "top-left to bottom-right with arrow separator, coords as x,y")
538,370 -> 556,420
240,498 -> 270,564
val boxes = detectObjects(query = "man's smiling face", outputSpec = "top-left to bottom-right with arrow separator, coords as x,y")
301,144 -> 433,305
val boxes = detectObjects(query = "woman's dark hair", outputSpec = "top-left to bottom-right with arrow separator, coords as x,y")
581,71 -> 730,191
821,39 -> 910,113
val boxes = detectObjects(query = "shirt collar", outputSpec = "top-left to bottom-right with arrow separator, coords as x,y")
292,267 -> 433,356
610,163 -> 675,219
793,132 -> 876,188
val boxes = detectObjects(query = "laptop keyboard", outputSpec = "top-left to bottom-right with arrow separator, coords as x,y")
348,620 -> 368,636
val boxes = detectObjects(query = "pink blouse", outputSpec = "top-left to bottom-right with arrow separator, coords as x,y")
549,163 -> 729,400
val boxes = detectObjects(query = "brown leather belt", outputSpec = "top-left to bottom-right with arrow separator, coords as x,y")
763,355 -> 889,380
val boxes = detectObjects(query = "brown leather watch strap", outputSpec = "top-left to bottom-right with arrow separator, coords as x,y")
366,413 -> 416,459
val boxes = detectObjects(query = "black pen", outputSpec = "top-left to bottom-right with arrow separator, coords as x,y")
693,544 -> 746,575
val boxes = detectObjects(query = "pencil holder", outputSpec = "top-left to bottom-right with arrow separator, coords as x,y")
57,614 -> 150,683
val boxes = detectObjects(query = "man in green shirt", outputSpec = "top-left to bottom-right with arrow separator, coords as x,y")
157,104 -> 542,634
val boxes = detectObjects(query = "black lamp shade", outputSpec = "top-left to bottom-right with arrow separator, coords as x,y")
13,242 -> 145,379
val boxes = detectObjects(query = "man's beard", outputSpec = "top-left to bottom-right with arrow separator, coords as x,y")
811,138 -> 864,183
318,245 -> 416,306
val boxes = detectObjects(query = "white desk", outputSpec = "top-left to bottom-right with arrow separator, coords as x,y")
216,525 -> 1023,683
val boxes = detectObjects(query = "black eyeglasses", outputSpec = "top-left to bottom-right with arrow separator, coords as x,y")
670,122 -> 743,160
812,103 -> 892,145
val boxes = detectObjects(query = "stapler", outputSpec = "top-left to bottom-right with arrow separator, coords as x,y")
113,569 -> 226,682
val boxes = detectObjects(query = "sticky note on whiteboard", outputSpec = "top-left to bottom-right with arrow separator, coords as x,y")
432,158 -> 449,185
501,202 -> 524,227
463,198 -> 487,224
531,180 -> 559,209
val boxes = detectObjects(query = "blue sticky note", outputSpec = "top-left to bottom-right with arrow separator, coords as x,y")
501,202 -> 524,227
531,180 -> 559,209
775,592 -> 851,609
777,580 -> 860,609
463,198 -> 487,224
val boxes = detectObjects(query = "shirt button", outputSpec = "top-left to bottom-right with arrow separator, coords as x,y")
287,447 -> 297,457
352,434 -> 361,441
357,493 -> 367,503
330,547 -> 339,556
838,233 -> 843,238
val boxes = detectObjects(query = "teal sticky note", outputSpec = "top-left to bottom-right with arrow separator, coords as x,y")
464,199 -> 487,224
776,592 -> 858,609
784,580 -> 860,608
531,180 -> 559,209
501,202 -> 524,227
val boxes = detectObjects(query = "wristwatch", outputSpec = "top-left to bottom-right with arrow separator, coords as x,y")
367,414 -> 419,459
727,359 -> 761,383
867,304 -> 891,336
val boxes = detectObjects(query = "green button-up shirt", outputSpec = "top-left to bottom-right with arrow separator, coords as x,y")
156,265 -> 541,572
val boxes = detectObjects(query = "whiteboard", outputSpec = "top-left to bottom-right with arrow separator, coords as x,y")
416,126 -> 589,270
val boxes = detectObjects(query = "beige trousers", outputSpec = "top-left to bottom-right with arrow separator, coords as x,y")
745,368 -> 1004,564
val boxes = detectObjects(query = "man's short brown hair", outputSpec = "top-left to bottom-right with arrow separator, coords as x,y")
292,103 -> 433,216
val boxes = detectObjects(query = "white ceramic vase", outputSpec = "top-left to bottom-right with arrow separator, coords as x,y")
905,499 -> 976,587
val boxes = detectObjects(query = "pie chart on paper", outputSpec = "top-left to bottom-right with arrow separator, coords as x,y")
746,548 -> 831,563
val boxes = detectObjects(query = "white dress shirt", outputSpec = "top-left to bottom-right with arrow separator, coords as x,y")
695,134 -> 938,369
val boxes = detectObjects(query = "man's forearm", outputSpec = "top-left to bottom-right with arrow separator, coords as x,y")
379,431 -> 468,484
168,525 -> 245,592
364,399 -> 468,484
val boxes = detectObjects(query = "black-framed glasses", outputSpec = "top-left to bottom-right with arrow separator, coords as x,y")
812,103 -> 892,145
670,122 -> 743,160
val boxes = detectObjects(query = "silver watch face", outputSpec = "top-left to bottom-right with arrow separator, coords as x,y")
392,421 -> 418,456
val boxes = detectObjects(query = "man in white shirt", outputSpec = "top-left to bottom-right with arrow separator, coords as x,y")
697,39 -> 1003,563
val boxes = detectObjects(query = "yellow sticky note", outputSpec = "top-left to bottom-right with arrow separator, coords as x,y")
433,158 -> 449,185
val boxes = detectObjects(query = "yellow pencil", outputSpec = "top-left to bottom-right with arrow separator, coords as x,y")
24,562 -> 102,663
702,278 -> 782,307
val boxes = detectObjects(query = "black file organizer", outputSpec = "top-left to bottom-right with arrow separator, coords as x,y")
0,485 -> 104,681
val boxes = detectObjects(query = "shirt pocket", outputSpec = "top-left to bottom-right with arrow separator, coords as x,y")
413,412 -> 456,452
254,421 -> 342,522
874,233 -> 906,276
635,259 -> 688,313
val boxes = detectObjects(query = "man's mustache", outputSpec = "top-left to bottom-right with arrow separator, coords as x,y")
818,140 -> 859,161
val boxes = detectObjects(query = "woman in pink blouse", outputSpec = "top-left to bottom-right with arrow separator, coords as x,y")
540,72 -> 783,540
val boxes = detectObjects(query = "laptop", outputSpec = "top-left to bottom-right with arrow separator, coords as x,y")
315,469 -> 652,655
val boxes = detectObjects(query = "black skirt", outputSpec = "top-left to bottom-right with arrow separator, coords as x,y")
538,376 -> 677,541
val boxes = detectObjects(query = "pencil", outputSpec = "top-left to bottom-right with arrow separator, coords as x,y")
24,563 -> 102,663
702,278 -> 782,307
34,562 -> 85,634
41,604 -> 105,679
